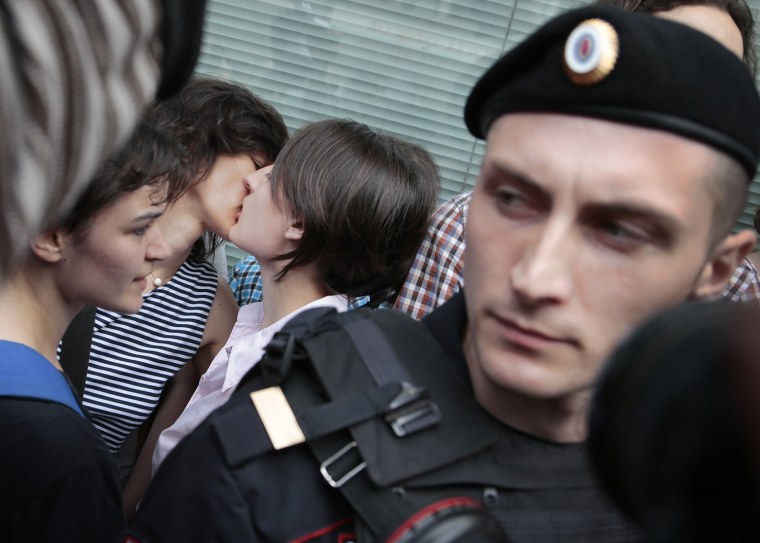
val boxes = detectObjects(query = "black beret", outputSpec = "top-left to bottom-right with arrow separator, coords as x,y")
464,5 -> 760,177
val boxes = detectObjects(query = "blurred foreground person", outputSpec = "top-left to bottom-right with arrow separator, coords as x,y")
590,301 -> 760,542
0,0 -> 207,281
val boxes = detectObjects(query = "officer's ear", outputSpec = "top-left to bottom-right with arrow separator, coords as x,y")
692,228 -> 756,299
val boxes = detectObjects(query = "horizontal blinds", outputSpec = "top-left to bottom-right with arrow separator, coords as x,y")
197,0 -> 760,270
197,0 -> 574,270
196,0 -> 515,201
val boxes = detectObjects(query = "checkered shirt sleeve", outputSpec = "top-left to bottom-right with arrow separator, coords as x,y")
722,257 -> 760,305
394,192 -> 471,320
228,255 -> 371,309
228,255 -> 264,307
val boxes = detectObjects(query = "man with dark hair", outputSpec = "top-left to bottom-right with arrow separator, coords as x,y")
394,0 -> 757,320
127,5 -> 759,542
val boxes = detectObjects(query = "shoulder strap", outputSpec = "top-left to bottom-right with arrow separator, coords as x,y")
0,340 -> 85,417
59,304 -> 96,399
292,309 -> 498,484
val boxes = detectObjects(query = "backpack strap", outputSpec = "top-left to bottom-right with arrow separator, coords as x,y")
290,309 -> 499,484
0,340 -> 85,417
260,308 -> 501,541
59,304 -> 96,400
220,307 -> 497,467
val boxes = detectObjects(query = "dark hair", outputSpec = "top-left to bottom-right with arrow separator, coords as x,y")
594,0 -> 757,76
55,120 -> 187,235
270,119 -> 439,306
703,152 -> 750,243
146,76 -> 289,261
589,301 -> 760,542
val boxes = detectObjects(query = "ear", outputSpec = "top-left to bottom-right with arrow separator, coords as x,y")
692,229 -> 756,299
284,218 -> 304,242
30,228 -> 67,263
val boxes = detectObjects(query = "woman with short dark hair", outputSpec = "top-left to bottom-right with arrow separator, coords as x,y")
152,118 -> 440,470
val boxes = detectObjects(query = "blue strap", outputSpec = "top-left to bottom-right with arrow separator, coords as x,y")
0,340 -> 85,417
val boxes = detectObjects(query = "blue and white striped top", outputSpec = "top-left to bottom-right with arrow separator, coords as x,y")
81,259 -> 218,452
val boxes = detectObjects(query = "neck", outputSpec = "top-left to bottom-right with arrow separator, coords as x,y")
0,263 -> 80,368
259,261 -> 329,328
463,330 -> 591,443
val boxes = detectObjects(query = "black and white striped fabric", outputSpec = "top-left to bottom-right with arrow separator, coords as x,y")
81,259 -> 218,452
0,1 -> 163,280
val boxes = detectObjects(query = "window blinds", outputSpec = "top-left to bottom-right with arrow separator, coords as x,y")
195,0 -> 760,269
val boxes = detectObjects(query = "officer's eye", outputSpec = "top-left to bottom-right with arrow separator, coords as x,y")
493,187 -> 539,220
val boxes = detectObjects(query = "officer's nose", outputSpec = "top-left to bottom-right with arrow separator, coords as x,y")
510,222 -> 573,306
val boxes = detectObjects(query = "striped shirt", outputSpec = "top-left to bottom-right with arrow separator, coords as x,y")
81,259 -> 218,452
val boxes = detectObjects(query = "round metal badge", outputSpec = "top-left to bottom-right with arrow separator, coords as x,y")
563,19 -> 619,85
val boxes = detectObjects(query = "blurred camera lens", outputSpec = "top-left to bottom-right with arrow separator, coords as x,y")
387,497 -> 509,543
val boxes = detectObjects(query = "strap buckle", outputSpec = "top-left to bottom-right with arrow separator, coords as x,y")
320,441 -> 367,488
261,331 -> 300,380
385,382 -> 441,437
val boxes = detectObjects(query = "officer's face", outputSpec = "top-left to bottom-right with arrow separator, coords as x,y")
463,112 -> 749,425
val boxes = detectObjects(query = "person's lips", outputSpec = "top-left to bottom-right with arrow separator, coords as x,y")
235,197 -> 250,223
492,314 -> 577,352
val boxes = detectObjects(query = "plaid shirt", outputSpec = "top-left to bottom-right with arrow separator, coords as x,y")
394,192 -> 470,320
228,255 -> 371,308
722,256 -> 760,304
228,255 -> 263,307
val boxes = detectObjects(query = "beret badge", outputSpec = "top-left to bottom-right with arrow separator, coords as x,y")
563,19 -> 619,85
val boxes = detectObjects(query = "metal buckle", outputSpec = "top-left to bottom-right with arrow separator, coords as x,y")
319,441 -> 367,488
385,382 -> 441,437
388,381 -> 426,410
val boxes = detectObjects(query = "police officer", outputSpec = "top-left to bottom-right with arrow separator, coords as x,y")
127,5 -> 760,542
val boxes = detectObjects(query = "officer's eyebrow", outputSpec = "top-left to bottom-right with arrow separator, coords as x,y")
487,163 -> 552,205
580,202 -> 680,246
